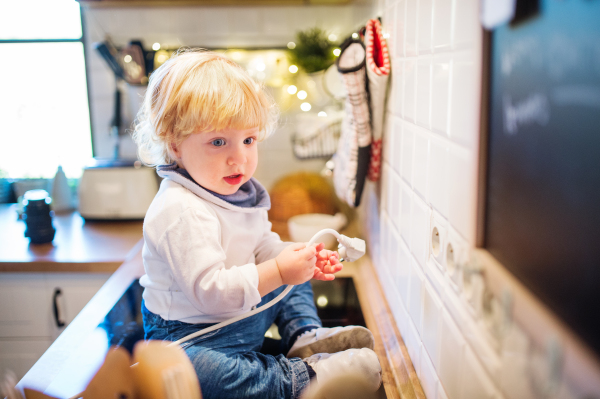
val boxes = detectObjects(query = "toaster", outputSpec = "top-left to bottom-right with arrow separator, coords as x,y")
78,159 -> 159,220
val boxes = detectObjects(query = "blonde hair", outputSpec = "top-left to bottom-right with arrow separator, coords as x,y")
132,48 -> 279,166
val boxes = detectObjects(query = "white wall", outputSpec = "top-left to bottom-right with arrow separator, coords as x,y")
362,1 -> 594,398
82,4 -> 370,189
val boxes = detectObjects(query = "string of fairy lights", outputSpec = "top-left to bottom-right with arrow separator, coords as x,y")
144,39 -> 345,115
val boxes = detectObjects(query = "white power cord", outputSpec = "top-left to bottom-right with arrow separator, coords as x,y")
168,228 -> 366,347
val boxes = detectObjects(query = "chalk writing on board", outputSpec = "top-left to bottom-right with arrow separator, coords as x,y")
503,93 -> 550,135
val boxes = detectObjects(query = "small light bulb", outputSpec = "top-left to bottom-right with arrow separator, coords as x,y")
318,111 -> 327,117
287,42 -> 296,49
317,295 -> 328,308
256,62 -> 266,71
352,32 -> 359,39
157,54 -> 168,63
123,55 -> 132,63
297,90 -> 307,100
328,33 -> 337,42
383,33 -> 390,39
289,65 -> 298,73
287,85 -> 297,95
301,102 -> 311,112
152,42 -> 161,51
333,48 -> 341,57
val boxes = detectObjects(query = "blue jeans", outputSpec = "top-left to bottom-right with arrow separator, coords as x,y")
142,282 -> 322,399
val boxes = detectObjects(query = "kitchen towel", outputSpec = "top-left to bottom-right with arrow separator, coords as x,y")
333,36 -> 371,208
364,18 -> 391,182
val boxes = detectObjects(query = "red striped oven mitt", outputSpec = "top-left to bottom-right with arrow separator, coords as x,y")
365,18 -> 391,182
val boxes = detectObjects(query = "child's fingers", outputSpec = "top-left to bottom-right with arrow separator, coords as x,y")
289,242 -> 307,251
322,262 -> 343,274
313,271 -> 336,281
300,246 -> 318,260
314,242 -> 325,252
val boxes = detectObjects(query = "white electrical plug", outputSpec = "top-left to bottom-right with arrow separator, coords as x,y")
337,234 -> 366,262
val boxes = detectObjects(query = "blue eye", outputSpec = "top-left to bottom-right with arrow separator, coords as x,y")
244,137 -> 254,145
212,139 -> 225,147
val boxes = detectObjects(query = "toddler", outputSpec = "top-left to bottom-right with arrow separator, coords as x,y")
133,49 -> 381,399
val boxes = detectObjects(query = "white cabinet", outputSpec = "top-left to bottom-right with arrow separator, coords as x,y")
0,273 -> 110,379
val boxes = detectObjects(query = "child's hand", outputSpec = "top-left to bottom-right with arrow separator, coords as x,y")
312,243 -> 343,281
275,243 -> 318,285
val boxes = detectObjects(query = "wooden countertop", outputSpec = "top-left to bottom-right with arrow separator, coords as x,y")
0,204 -> 144,272
17,246 -> 424,399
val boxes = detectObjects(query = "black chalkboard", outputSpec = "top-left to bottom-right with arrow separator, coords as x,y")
484,0 -> 600,355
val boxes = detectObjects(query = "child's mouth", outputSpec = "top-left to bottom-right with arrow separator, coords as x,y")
223,174 -> 243,185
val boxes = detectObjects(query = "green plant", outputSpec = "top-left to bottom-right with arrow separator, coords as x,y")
288,27 -> 337,74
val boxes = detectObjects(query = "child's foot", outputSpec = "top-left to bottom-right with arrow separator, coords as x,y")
287,326 -> 375,359
302,348 -> 382,392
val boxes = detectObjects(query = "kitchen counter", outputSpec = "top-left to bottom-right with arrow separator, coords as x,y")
17,244 -> 425,399
0,204 -> 144,272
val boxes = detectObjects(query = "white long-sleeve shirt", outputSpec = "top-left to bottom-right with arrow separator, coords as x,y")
139,169 -> 288,323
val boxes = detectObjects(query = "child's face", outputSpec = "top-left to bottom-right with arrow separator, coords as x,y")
172,126 -> 259,195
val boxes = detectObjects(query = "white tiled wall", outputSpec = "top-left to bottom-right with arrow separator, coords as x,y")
362,1 -> 595,398
82,4 -> 369,189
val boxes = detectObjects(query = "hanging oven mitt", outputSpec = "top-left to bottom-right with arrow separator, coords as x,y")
364,18 -> 391,182
333,36 -> 371,207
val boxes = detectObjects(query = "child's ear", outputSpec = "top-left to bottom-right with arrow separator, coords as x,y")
169,141 -> 181,159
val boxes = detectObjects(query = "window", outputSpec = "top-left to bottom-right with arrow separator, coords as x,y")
0,0 -> 92,179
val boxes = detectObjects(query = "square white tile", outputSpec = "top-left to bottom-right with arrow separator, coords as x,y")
404,58 -> 417,123
413,127 -> 430,202
453,0 -> 480,50
416,56 -> 432,128
408,256 -> 424,332
410,194 -> 431,268
396,238 -> 412,305
405,0 -> 418,57
461,347 -> 499,399
428,137 -> 449,217
420,346 -> 440,399
390,171 -> 403,231
432,0 -> 453,52
431,53 -> 451,136
418,0 -> 434,54
395,0 -> 407,58
437,381 -> 449,399
447,145 -> 477,244
404,316 -> 423,374
449,50 -> 480,149
392,116 -> 403,174
392,58 -> 404,118
439,308 -> 465,399
401,121 -> 415,185
400,181 -> 413,248
422,280 -> 442,369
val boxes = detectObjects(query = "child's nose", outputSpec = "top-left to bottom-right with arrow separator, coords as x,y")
227,145 -> 247,166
